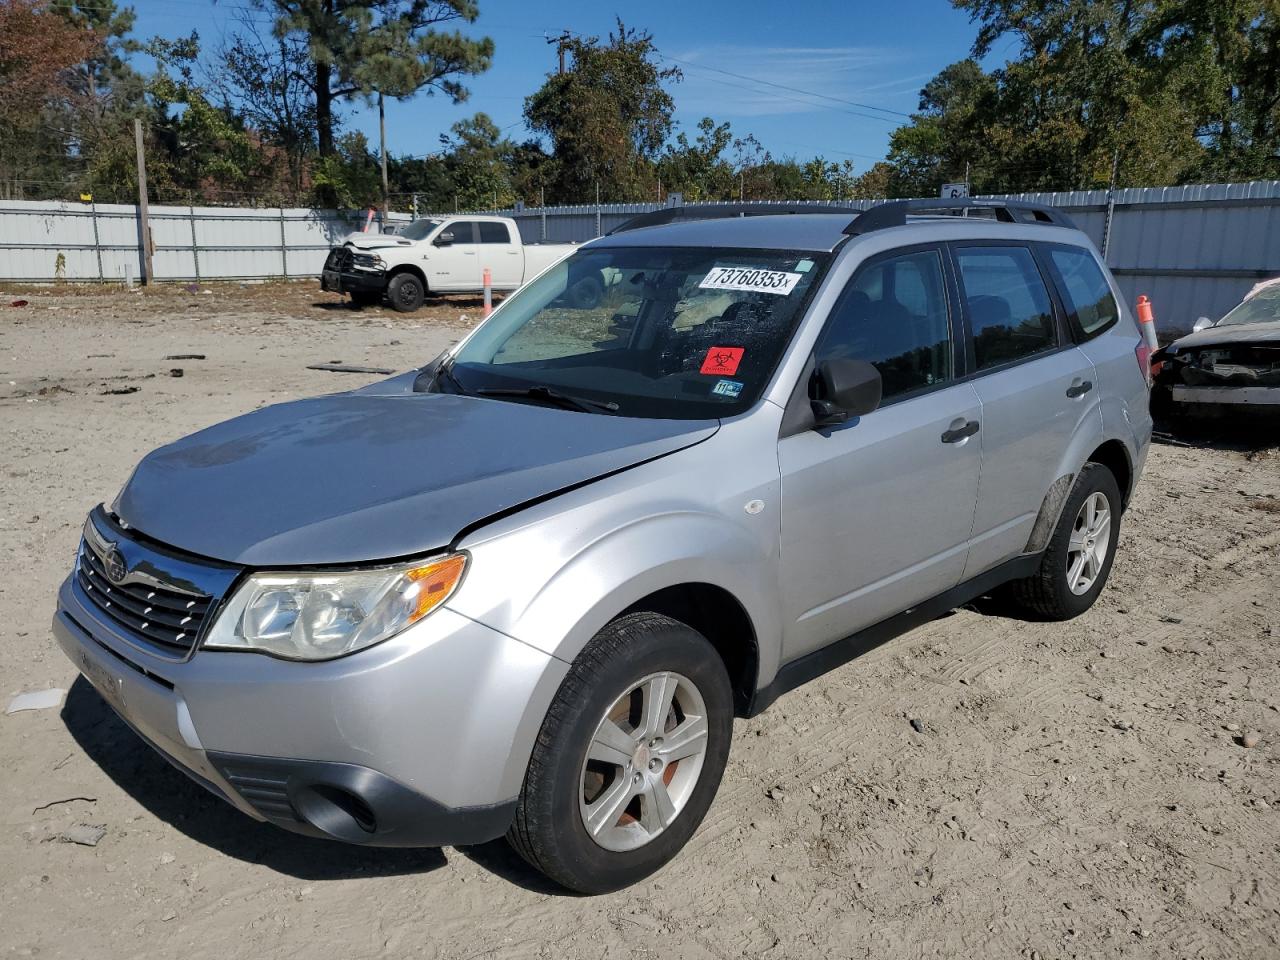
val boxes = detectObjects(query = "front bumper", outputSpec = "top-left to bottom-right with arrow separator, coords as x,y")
1171,385 -> 1280,406
320,267 -> 386,295
54,574 -> 567,847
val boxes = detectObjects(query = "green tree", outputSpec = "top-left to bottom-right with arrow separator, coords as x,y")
258,0 -> 493,158
658,117 -> 735,201
524,21 -> 681,203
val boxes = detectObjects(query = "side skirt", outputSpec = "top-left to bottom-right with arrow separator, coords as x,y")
745,553 -> 1042,717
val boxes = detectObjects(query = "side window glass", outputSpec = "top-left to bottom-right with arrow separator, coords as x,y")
478,221 -> 511,244
815,249 -> 952,400
955,246 -> 1057,371
448,221 -> 479,244
1048,246 -> 1118,338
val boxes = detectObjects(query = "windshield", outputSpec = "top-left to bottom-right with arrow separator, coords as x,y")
444,245 -> 829,419
1219,285 -> 1280,326
398,218 -> 443,242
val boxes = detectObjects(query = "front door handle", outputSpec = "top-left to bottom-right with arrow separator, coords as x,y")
941,419 -> 980,443
1065,379 -> 1093,398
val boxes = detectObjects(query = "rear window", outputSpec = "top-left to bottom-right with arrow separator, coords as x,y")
954,246 -> 1058,371
1048,246 -> 1118,338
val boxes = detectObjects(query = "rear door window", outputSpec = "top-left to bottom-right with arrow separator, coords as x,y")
478,221 -> 512,244
1045,245 -> 1119,339
814,247 -> 953,400
954,246 -> 1058,371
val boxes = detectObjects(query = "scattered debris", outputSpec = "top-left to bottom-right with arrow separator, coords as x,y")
32,796 -> 96,814
1160,615 -> 1184,624
1113,719 -> 1133,731
909,718 -> 925,734
307,362 -> 395,375
1241,731 -> 1261,749
5,688 -> 66,714
168,368 -> 184,378
10,298 -> 28,307
766,786 -> 786,802
159,852 -> 175,865
100,385 -> 139,395
59,824 -> 106,847
164,353 -> 206,360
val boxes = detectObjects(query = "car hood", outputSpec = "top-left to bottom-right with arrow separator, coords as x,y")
341,233 -> 414,251
1167,320 -> 1280,352
114,375 -> 718,566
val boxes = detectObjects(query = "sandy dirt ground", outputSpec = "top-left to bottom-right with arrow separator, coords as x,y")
1,281 -> 1278,960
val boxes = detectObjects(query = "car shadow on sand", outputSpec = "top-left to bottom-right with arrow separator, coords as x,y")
60,677 -> 452,881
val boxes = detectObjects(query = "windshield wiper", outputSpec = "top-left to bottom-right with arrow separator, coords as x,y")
475,384 -> 620,414
431,356 -> 467,396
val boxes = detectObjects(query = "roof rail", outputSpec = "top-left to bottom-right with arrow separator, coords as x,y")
608,203 -> 867,236
844,198 -> 1077,235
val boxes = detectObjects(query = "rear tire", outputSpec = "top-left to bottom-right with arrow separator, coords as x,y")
1006,463 -> 1122,620
387,272 -> 425,312
507,612 -> 733,894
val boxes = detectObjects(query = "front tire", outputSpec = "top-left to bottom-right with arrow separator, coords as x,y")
1007,463 -> 1122,620
387,272 -> 425,312
507,612 -> 733,894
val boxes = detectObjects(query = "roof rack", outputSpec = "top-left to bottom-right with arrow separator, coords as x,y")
608,203 -> 867,236
844,198 -> 1076,235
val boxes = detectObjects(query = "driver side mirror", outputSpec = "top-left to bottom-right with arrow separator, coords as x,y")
433,230 -> 455,247
811,358 -> 882,427
1192,315 -> 1214,332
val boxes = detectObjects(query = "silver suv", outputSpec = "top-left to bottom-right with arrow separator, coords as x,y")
53,200 -> 1151,893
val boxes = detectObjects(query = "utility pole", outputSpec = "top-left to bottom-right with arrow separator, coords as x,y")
133,118 -> 153,285
548,31 -> 572,74
378,92 -> 389,228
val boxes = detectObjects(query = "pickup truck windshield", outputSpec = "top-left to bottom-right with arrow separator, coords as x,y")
445,246 -> 829,419
398,218 -> 443,241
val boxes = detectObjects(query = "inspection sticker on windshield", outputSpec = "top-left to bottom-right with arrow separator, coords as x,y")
699,265 -> 802,296
711,379 -> 743,398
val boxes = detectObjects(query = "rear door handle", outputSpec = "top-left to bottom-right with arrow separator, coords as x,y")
1065,379 -> 1093,398
941,419 -> 980,443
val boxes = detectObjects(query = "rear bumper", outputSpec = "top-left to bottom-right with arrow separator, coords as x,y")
53,573 -> 565,847
1171,385 -> 1280,406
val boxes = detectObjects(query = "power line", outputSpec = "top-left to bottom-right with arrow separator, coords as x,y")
662,54 -> 912,121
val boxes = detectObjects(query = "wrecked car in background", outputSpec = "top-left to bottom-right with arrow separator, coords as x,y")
1153,277 -> 1280,417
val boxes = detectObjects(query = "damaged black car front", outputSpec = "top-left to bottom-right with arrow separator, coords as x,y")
1152,279 -> 1280,418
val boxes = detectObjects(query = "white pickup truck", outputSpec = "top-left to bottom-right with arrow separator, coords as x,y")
320,215 -> 578,312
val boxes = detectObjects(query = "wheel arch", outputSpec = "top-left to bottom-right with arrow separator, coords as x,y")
386,262 -> 428,289
620,583 -> 760,717
1086,438 -> 1133,509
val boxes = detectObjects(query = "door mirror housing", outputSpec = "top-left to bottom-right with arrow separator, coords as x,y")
433,230 -> 455,247
811,358 -> 882,427
1192,315 -> 1214,332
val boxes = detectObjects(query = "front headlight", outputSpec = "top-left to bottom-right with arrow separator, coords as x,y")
204,554 -> 466,661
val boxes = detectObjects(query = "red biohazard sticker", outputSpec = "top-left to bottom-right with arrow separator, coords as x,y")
700,346 -> 745,376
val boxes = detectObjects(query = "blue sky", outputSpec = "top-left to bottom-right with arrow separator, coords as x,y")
128,0 -> 990,172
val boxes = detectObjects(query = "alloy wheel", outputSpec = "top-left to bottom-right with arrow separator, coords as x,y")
1066,490 -> 1111,595
578,671 -> 709,853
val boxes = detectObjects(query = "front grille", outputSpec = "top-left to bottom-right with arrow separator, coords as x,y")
77,542 -> 213,653
324,247 -> 352,272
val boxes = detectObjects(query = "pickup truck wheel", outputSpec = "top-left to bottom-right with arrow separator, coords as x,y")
568,276 -> 603,309
507,612 -> 732,894
387,273 -> 425,312
1006,463 -> 1122,620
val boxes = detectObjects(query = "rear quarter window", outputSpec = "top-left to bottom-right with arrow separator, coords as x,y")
1047,245 -> 1119,339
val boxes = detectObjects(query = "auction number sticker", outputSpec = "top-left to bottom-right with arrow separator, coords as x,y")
698,265 -> 802,296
